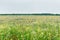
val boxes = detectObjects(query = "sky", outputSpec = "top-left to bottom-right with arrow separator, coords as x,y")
0,0 -> 60,14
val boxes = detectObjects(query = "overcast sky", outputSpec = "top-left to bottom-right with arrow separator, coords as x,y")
0,0 -> 60,13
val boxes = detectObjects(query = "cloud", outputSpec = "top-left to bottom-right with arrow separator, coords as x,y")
0,0 -> 60,13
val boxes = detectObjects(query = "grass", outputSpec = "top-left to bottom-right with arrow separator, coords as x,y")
0,15 -> 60,40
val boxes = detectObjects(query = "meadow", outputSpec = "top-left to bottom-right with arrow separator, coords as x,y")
0,15 -> 60,40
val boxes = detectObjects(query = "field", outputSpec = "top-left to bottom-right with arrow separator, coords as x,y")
0,15 -> 60,40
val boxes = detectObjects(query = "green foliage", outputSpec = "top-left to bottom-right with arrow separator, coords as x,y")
0,16 -> 60,40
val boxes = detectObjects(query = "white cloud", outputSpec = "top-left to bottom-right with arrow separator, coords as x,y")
0,0 -> 60,13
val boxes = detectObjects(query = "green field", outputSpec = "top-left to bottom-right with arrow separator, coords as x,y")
0,15 -> 60,40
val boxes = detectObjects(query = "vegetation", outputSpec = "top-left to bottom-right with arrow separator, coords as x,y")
0,15 -> 60,40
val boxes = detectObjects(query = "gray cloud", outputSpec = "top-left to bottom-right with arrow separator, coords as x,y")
0,0 -> 60,13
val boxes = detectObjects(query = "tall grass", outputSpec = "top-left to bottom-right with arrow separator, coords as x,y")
0,16 -> 60,40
